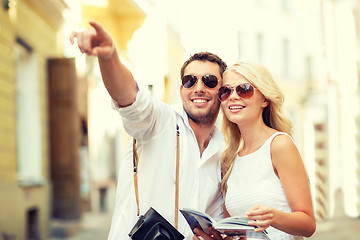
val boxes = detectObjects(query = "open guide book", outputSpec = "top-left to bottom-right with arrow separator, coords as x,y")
180,208 -> 270,239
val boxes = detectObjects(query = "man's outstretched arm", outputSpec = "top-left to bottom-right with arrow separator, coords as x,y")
70,21 -> 138,107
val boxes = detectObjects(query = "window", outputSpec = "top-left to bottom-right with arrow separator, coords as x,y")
282,0 -> 291,12
15,38 -> 42,185
237,31 -> 243,59
257,33 -> 264,61
305,56 -> 313,79
255,0 -> 264,6
282,38 -> 290,76
147,84 -> 154,95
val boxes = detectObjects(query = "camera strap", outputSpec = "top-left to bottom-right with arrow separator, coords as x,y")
133,125 -> 180,229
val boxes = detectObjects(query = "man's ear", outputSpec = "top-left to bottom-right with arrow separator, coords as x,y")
179,85 -> 183,99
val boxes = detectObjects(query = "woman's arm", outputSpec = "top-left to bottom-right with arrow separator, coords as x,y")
246,134 -> 316,237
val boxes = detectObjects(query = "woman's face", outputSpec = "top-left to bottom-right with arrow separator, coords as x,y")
220,70 -> 268,127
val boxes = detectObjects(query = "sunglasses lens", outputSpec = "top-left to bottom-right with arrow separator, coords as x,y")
218,86 -> 232,101
202,75 -> 218,88
236,84 -> 254,98
182,75 -> 197,88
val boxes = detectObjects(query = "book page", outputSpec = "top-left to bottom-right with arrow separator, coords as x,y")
180,209 -> 214,234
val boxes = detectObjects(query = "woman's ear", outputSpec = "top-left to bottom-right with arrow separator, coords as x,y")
262,99 -> 269,108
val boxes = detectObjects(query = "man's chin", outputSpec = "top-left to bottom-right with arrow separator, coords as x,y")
187,111 -> 218,126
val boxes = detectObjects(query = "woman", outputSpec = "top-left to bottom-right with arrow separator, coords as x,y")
194,61 -> 316,240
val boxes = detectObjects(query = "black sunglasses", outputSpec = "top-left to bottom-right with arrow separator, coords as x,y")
218,83 -> 256,101
181,74 -> 219,89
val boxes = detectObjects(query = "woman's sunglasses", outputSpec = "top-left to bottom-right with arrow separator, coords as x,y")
218,83 -> 256,101
181,74 -> 219,89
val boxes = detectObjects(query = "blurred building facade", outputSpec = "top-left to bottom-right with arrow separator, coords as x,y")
0,0 -> 69,239
0,0 -> 185,238
355,0 -> 360,217
313,0 -> 360,219
1,0 -> 359,239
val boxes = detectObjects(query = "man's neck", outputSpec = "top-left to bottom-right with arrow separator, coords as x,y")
189,120 -> 215,157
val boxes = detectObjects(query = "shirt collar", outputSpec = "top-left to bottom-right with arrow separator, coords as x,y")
172,103 -> 224,152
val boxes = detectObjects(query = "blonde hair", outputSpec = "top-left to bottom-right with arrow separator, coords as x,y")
221,60 -> 293,200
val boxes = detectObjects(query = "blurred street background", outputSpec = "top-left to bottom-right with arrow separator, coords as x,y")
1,0 -> 360,239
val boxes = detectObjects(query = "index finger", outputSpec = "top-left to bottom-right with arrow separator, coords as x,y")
89,21 -> 105,35
246,205 -> 265,215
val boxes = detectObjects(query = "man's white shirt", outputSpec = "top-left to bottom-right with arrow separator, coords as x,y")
107,83 -> 223,239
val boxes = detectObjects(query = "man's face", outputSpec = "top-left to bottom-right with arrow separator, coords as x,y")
180,60 -> 222,126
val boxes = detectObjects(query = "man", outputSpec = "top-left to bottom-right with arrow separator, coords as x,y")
70,21 -> 227,239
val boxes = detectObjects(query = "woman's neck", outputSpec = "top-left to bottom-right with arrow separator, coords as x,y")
238,121 -> 276,156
